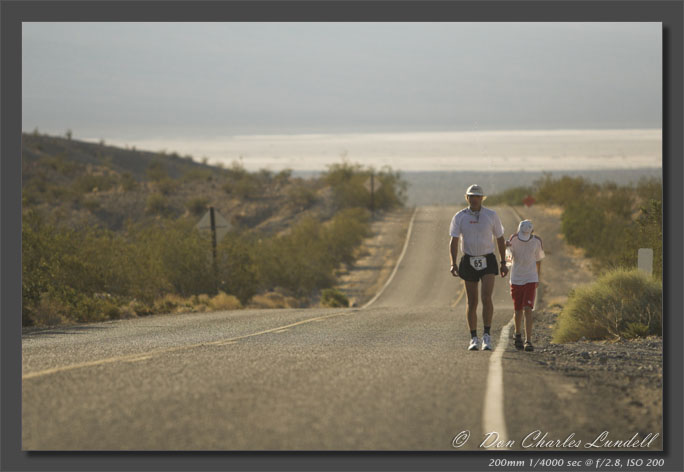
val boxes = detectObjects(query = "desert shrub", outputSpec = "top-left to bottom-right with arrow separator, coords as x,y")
248,291 -> 300,309
72,174 -> 117,194
153,293 -> 190,314
534,173 -> 598,207
256,216 -> 336,296
82,197 -> 101,212
155,178 -> 180,196
323,207 -> 371,267
208,291 -> 242,311
485,186 -> 536,206
324,162 -> 407,212
372,166 -> 408,210
286,184 -> 317,210
182,168 -> 214,183
324,162 -> 372,210
139,220 -> 216,297
552,268 -> 662,342
232,175 -> 260,199
119,172 -> 138,191
255,209 -> 371,297
186,197 -> 209,216
145,193 -> 173,216
39,154 -> 81,177
616,198 -> 663,279
321,288 -> 349,307
146,160 -> 169,181
525,174 -> 662,277
216,234 -> 260,304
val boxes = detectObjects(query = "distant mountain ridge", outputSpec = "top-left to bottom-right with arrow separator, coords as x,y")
21,132 -> 334,234
22,132 -> 215,182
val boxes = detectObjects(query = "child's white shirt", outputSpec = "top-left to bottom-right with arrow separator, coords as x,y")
509,234 -> 545,285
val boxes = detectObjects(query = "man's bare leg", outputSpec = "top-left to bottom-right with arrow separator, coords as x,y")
464,280 -> 480,332
480,274 -> 496,328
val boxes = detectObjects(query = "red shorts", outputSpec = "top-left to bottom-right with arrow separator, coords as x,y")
511,282 -> 538,310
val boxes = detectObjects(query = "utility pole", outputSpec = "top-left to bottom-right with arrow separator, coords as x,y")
370,173 -> 375,219
210,206 -> 219,294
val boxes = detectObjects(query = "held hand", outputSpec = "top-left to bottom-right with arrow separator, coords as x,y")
500,264 -> 509,278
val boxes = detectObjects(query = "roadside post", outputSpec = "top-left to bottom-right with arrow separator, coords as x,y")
638,248 -> 654,276
196,207 -> 233,293
364,174 -> 382,220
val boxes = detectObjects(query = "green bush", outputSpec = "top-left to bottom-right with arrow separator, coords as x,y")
146,193 -> 173,216
286,184 -> 317,210
552,268 -> 662,342
484,186 -> 535,206
155,178 -> 180,196
216,233 -> 260,304
146,160 -> 169,181
534,173 -> 598,207
119,172 -> 139,191
321,288 -> 350,307
72,174 -> 117,194
323,162 -> 407,212
255,209 -> 371,297
323,208 -> 371,267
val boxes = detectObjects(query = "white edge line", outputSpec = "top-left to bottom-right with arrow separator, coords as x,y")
482,318 -> 514,447
480,205 -> 525,448
361,207 -> 418,309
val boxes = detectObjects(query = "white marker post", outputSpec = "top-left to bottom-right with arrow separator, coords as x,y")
638,248 -> 653,276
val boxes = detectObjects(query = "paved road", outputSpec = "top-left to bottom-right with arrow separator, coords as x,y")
20,206 -> 573,450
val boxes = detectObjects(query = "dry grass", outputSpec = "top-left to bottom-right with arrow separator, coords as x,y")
248,291 -> 301,309
208,292 -> 242,311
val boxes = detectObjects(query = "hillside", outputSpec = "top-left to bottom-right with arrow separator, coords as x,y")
21,132 -> 408,327
21,132 -> 338,234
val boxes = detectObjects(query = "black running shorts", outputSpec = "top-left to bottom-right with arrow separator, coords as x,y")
458,253 -> 499,282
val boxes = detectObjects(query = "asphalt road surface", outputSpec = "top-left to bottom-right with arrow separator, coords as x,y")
21,206 -> 645,451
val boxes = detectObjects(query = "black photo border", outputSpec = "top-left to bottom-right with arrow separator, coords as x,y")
1,1 -> 682,471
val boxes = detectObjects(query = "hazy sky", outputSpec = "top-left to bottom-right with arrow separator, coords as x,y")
23,22 -> 661,141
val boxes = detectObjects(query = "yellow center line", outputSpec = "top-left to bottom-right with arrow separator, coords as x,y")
22,311 -> 354,380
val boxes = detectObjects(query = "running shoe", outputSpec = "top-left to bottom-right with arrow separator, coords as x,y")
514,336 -> 524,350
482,333 -> 492,351
468,336 -> 480,351
524,341 -> 534,352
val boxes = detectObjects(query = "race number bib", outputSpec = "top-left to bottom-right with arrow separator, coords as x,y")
470,256 -> 487,270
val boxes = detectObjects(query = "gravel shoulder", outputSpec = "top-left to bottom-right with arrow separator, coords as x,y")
335,207 -> 414,307
510,204 -> 663,448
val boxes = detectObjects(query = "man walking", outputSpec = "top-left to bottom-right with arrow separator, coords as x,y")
449,185 -> 508,351
506,219 -> 544,352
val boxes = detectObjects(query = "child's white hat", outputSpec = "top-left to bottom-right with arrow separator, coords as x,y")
517,220 -> 533,241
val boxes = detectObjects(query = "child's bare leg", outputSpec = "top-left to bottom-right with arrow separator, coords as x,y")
523,307 -> 533,342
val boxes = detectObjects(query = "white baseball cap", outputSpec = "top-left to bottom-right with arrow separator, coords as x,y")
465,184 -> 484,196
517,220 -> 533,241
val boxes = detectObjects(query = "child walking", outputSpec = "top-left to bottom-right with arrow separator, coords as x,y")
506,220 -> 544,352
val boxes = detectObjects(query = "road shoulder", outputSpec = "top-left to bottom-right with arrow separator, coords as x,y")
502,204 -> 662,450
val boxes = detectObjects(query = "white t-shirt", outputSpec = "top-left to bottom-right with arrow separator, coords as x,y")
449,206 -> 505,256
508,233 -> 545,285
